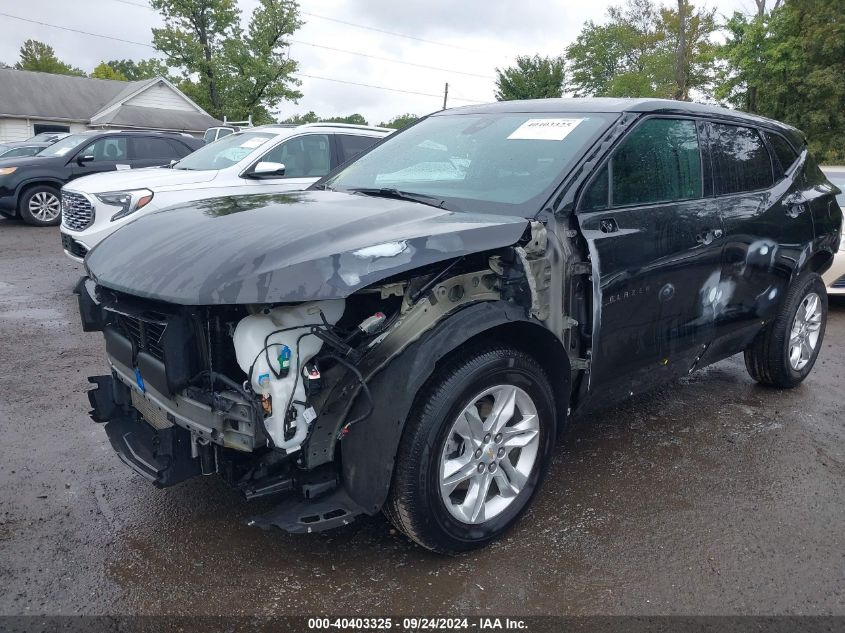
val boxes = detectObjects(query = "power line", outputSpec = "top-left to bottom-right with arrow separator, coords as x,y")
102,0 -> 490,56
293,73 -> 484,103
289,40 -> 494,80
109,0 -> 150,7
95,0 -> 495,80
0,10 -> 488,104
300,11 -> 488,55
0,12 -> 155,48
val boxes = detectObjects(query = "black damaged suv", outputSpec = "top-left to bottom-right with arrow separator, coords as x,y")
78,99 -> 841,553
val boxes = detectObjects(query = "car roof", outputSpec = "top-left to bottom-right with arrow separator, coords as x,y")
440,98 -> 803,141
251,122 -> 393,136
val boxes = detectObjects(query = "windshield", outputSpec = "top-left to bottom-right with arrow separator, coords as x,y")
30,132 -> 65,143
38,134 -> 91,157
325,112 -> 615,214
175,131 -> 275,170
1,146 -> 42,158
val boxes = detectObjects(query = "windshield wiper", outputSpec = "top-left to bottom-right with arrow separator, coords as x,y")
347,187 -> 451,210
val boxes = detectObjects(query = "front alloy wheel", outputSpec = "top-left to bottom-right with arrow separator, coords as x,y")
19,185 -> 62,226
439,385 -> 540,524
385,344 -> 557,553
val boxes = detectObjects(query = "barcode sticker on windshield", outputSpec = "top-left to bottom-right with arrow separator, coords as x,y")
507,118 -> 583,141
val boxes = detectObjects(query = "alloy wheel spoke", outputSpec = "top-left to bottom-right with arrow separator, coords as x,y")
500,458 -> 528,491
453,407 -> 483,447
441,457 -> 477,495
493,468 -> 519,499
804,295 -> 818,321
460,472 -> 492,523
801,338 -> 813,362
500,419 -> 539,448
484,385 -> 517,435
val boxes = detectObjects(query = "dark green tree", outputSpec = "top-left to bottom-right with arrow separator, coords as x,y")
716,0 -> 845,162
326,113 -> 368,125
106,58 -> 175,81
378,114 -> 419,129
90,62 -> 128,81
14,40 -> 85,76
281,111 -> 320,125
151,0 -> 302,123
565,0 -> 716,99
494,55 -> 565,101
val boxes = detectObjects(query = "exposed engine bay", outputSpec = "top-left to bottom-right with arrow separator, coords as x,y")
78,221 -> 571,533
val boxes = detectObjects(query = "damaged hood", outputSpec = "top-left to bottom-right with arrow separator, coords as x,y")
85,190 -> 529,305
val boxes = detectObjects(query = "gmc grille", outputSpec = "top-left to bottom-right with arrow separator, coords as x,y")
61,191 -> 94,231
833,274 -> 845,289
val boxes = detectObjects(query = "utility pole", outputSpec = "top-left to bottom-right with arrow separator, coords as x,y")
673,0 -> 687,101
442,82 -> 449,110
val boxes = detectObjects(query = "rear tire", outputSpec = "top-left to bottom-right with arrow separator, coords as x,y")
385,344 -> 557,553
19,185 -> 61,226
744,273 -> 827,388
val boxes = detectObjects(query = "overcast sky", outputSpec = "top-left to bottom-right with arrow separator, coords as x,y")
0,0 -> 762,124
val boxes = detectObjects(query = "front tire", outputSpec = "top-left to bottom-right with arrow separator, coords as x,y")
19,185 -> 62,226
744,272 -> 827,388
385,344 -> 556,553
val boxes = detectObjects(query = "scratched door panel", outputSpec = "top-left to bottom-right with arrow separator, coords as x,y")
704,122 -> 812,356
575,116 -> 725,396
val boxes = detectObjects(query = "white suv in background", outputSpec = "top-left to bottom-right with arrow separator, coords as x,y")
60,123 -> 391,261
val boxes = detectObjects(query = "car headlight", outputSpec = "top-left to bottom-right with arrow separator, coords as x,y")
0,167 -> 17,176
95,189 -> 154,221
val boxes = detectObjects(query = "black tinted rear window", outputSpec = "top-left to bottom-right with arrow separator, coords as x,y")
710,123 -> 773,195
337,134 -> 379,163
764,131 -> 799,173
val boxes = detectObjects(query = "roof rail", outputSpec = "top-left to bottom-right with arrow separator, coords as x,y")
298,122 -> 393,133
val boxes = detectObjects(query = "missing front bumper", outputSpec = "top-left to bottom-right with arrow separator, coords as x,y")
88,375 -> 201,487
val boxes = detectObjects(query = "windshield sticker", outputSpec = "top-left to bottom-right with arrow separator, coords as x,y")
507,118 -> 584,141
240,137 -> 268,149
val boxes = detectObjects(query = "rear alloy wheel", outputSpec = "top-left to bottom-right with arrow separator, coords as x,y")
19,186 -> 62,226
385,344 -> 556,553
787,292 -> 823,371
745,272 -> 828,388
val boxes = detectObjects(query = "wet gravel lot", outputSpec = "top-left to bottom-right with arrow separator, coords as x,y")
0,217 -> 842,616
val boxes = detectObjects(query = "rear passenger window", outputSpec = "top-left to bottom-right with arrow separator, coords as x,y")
131,137 -> 177,160
337,134 -> 379,163
709,124 -> 773,195
764,132 -> 799,173
580,118 -> 702,210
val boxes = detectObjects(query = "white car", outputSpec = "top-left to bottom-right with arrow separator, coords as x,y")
821,168 -> 845,295
60,123 -> 391,261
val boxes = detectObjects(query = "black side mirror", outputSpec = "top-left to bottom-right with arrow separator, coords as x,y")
77,154 -> 95,166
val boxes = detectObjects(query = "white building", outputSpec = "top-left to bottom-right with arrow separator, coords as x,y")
0,68 -> 221,142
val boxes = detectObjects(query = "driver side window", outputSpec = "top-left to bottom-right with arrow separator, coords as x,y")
80,137 -> 127,162
580,118 -> 702,211
260,134 -> 331,178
